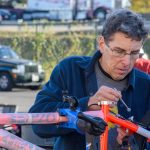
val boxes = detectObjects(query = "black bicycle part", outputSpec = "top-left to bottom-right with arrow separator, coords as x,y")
63,95 -> 79,110
77,112 -> 107,136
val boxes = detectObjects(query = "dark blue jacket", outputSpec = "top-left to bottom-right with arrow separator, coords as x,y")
29,51 -> 150,150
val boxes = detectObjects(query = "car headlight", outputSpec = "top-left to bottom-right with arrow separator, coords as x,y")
38,64 -> 44,73
12,64 -> 25,74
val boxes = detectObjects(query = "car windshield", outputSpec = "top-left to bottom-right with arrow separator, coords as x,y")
0,47 -> 20,59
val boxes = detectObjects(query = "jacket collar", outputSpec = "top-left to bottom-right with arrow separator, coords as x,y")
76,50 -> 101,74
128,69 -> 135,89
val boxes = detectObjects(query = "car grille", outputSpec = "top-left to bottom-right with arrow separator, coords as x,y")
25,65 -> 38,73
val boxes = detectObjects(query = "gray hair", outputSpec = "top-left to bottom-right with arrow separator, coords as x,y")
102,9 -> 148,43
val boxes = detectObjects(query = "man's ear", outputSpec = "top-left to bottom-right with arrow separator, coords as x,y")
97,36 -> 105,53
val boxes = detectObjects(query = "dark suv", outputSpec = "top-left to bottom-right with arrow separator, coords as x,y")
0,45 -> 45,91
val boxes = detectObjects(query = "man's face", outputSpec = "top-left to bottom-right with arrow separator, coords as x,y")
98,32 -> 143,80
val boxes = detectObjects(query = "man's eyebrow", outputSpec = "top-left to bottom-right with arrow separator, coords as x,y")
114,47 -> 140,52
113,47 -> 126,51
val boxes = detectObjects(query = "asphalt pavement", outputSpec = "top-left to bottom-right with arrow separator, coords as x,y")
0,88 -> 39,112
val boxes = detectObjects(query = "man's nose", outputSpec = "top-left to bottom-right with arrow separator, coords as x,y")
122,54 -> 131,66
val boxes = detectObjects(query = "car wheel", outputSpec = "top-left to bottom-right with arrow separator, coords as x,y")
0,73 -> 13,91
94,8 -> 106,22
29,86 -> 41,90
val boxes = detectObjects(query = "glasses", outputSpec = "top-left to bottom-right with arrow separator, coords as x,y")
105,44 -> 140,58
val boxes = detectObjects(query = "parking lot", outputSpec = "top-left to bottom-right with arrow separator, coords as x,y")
0,88 -> 39,112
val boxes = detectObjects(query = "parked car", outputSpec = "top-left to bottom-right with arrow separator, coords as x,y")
0,9 -> 11,20
0,45 -> 45,91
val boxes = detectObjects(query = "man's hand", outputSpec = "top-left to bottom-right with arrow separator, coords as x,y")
88,86 -> 122,110
116,127 -> 129,144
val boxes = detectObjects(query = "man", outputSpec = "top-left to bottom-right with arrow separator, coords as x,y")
29,9 -> 150,150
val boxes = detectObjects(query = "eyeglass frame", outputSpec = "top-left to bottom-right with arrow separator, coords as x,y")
104,42 -> 141,59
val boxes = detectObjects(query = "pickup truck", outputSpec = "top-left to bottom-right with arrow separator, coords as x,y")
0,45 -> 45,91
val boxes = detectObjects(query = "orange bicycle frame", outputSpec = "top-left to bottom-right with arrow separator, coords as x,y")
100,101 -> 150,150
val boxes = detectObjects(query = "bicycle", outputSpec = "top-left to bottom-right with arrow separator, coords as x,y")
0,97 -> 149,150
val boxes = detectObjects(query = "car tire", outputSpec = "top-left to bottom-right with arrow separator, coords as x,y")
29,86 -> 41,90
94,8 -> 106,22
0,72 -> 13,91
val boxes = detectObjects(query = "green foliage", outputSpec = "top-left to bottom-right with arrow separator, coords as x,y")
17,0 -> 27,3
0,31 -> 96,80
0,31 -> 149,81
143,38 -> 150,56
130,0 -> 150,13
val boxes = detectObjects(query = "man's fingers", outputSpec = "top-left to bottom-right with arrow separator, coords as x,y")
96,92 -> 119,102
116,127 -> 128,144
116,135 -> 123,144
88,85 -> 122,110
98,86 -> 122,102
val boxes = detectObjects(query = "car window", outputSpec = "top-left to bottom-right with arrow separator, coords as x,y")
0,47 -> 19,59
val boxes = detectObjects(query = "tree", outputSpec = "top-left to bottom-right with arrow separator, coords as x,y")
130,0 -> 150,13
